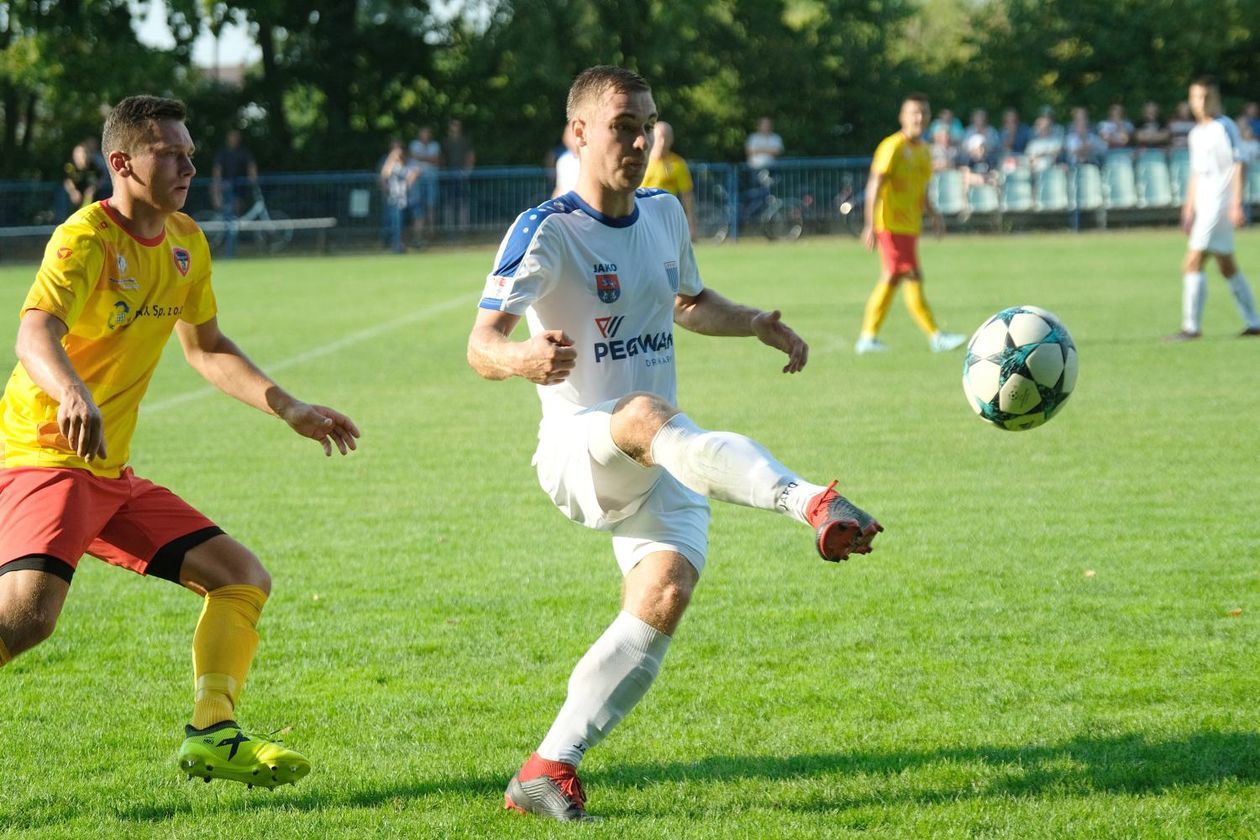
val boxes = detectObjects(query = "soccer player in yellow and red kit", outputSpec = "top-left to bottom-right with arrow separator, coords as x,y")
0,96 -> 359,787
855,94 -> 965,354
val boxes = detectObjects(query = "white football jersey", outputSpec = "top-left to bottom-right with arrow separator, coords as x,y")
1189,116 -> 1243,214
479,189 -> 703,424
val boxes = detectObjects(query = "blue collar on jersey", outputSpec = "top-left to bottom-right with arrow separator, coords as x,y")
563,191 -> 640,228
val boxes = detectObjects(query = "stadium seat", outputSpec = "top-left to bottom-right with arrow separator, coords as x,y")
968,184 -> 1000,213
1169,148 -> 1191,205
1104,152 -> 1137,209
931,170 -> 966,215
1071,164 -> 1104,210
1002,169 -> 1034,211
1136,150 -> 1173,207
1035,167 -> 1069,211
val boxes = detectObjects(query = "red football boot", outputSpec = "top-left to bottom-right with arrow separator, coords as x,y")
805,481 -> 883,562
504,753 -> 595,822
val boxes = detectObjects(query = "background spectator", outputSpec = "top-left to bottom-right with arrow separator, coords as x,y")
745,116 -> 784,171
1168,101 -> 1195,149
551,124 -> 579,198
929,124 -> 958,172
379,139 -> 413,253
441,118 -> 476,230
928,108 -> 965,144
1025,115 -> 1065,173
1242,102 -> 1260,138
1134,101 -> 1171,149
1097,103 -> 1134,150
961,109 -> 1001,184
408,126 -> 441,240
1064,107 -> 1106,166
61,142 -> 100,217
1237,117 -> 1260,166
1000,107 -> 1031,156
80,136 -> 112,200
211,129 -> 258,258
1036,105 -> 1065,139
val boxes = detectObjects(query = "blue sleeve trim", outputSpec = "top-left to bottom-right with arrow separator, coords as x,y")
478,296 -> 505,310
490,197 -> 576,277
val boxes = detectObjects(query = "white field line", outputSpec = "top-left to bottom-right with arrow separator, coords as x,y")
145,294 -> 470,414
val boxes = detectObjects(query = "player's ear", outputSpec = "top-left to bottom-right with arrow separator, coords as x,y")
572,118 -> 587,148
108,150 -> 131,178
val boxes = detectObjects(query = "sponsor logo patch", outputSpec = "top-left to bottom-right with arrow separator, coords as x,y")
594,315 -> 625,339
56,247 -> 73,260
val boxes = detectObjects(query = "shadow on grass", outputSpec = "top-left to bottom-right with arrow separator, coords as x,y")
13,730 -> 1255,828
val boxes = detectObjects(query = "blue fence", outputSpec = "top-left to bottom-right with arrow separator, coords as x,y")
3,150 -> 1258,260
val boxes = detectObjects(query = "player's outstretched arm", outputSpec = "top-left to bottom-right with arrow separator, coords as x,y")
673,288 -> 808,373
467,308 -> 576,385
174,317 -> 360,456
15,309 -> 107,461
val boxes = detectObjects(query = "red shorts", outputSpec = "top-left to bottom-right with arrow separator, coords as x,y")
876,231 -> 921,277
0,467 -> 222,584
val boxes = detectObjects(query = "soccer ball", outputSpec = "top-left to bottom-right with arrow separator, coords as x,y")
962,305 -> 1078,431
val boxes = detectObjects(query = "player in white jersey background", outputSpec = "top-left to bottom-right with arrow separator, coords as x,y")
1171,76 -> 1260,340
468,65 -> 883,822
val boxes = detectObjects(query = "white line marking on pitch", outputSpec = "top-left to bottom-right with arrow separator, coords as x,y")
146,295 -> 470,414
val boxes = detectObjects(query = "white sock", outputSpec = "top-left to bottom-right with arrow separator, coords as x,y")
649,413 -> 826,524
1182,271 -> 1206,333
1226,273 -> 1260,329
536,612 -> 670,766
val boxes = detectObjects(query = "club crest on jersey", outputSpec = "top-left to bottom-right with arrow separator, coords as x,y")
595,315 -> 625,338
172,247 -> 191,277
595,273 -> 620,303
108,301 -> 131,330
56,247 -> 73,260
664,260 -> 679,293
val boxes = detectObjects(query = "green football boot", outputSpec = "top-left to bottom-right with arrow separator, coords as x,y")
177,720 -> 310,789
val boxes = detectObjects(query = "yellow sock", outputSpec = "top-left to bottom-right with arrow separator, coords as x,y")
191,584 -> 267,730
0,634 -> 11,668
859,281 -> 897,338
903,280 -> 939,336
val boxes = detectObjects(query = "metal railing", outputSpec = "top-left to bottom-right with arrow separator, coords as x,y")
2,150 -> 1257,260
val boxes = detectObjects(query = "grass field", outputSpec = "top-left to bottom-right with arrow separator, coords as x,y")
0,229 -> 1257,839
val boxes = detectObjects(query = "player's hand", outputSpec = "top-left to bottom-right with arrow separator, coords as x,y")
1230,204 -> 1246,228
861,224 -> 876,251
752,310 -> 809,373
58,385 -> 107,462
279,401 -> 361,456
1180,206 -> 1194,234
519,330 -> 577,386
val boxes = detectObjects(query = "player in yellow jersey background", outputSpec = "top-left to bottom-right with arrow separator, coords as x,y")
641,121 -> 697,241
0,95 -> 360,788
856,94 -> 965,355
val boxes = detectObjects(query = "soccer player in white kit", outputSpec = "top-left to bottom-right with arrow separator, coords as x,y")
468,65 -> 883,822
1172,76 -> 1260,340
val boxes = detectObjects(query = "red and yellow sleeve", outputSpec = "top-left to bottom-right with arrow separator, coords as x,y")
23,226 -> 105,328
180,235 -> 218,326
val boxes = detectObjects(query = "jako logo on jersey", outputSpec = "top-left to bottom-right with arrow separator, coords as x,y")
594,330 -> 673,363
595,273 -> 620,304
595,315 -> 625,339
172,247 -> 191,277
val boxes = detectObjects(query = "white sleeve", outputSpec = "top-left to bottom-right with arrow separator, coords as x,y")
675,200 -> 703,296
478,213 -> 560,315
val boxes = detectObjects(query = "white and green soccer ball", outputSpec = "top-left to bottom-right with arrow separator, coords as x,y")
962,305 -> 1078,431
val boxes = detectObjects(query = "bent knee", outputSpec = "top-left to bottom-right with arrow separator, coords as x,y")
182,536 -> 272,594
614,392 -> 678,426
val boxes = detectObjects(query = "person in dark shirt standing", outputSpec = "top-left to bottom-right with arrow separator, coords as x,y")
441,118 -> 475,232
211,130 -> 258,257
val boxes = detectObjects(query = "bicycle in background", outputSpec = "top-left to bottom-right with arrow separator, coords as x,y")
195,187 -> 294,254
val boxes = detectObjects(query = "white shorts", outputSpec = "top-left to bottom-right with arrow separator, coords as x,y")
1189,211 -> 1234,254
533,400 -> 709,575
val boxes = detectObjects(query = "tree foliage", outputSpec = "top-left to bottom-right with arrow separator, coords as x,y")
1,0 -> 1257,179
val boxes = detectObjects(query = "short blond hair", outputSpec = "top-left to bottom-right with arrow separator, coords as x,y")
102,95 -> 187,155
566,65 -> 650,122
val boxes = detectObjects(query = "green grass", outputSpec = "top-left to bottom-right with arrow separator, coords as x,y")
0,229 -> 1257,839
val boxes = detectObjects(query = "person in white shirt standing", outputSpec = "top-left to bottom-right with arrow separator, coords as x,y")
468,65 -> 882,823
1172,76 -> 1260,340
